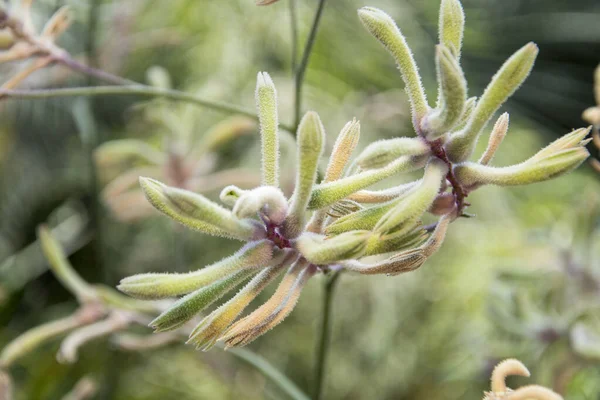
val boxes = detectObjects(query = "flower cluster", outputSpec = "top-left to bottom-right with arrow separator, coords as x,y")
117,0 -> 590,350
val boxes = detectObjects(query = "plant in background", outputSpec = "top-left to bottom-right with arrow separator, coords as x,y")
96,67 -> 262,222
582,63 -> 600,173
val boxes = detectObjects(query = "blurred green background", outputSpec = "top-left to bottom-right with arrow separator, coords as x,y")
0,0 -> 599,399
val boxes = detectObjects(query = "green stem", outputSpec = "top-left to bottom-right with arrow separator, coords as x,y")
228,347 -> 310,400
289,0 -> 298,74
293,0 -> 328,132
0,86 -> 295,133
313,270 -> 340,400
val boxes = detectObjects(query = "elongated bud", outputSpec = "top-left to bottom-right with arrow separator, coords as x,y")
149,269 -> 256,333
233,186 -> 288,225
358,7 -> 429,128
309,155 -> 428,209
220,261 -> 312,348
478,112 -> 509,165
422,45 -> 467,138
187,264 -> 285,351
326,191 -> 412,235
490,359 -> 530,392
528,127 -> 591,163
41,6 -> 72,40
452,96 -> 477,131
438,0 -> 464,59
327,199 -> 363,218
256,72 -> 279,187
508,387 -> 563,400
284,111 -> 325,238
219,185 -> 247,207
355,137 -> 430,170
455,148 -> 590,188
95,140 -> 165,169
348,181 -> 418,203
447,43 -> 538,162
324,119 -> 361,182
374,159 -> 447,236
363,227 -> 428,257
295,230 -> 370,265
117,241 -> 274,299
38,226 -> 96,302
139,177 -> 260,240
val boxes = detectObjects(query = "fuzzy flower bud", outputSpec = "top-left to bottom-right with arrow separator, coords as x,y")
438,0 -> 464,59
232,186 -> 288,225
295,230 -> 370,265
355,137 -> 430,170
256,72 -> 279,187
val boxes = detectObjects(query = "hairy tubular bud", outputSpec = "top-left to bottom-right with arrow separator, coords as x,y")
232,186 -> 288,225
438,0 -> 464,59
284,111 -> 325,238
139,177 -> 261,240
422,45 -> 467,138
295,230 -> 371,265
355,137 -> 430,170
358,7 -> 429,128
117,240 -> 274,299
446,42 -> 538,162
478,112 -> 509,165
324,119 -> 361,182
219,185 -> 247,207
256,72 -> 279,187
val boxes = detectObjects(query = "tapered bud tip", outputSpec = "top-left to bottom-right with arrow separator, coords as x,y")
256,71 -> 275,92
358,7 -> 394,30
297,111 -> 325,150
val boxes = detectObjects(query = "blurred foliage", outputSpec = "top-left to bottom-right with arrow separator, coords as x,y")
0,0 -> 599,399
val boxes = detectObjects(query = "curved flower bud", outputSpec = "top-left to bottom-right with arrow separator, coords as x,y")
149,269 -> 257,333
348,181 -> 419,203
309,155 -> 428,210
324,119 -> 361,182
139,177 -> 261,240
256,72 -> 279,187
478,112 -> 509,165
446,42 -> 538,162
355,137 -> 430,170
219,185 -> 247,207
358,7 -> 429,128
490,358 -> 531,392
438,0 -> 464,59
363,227 -> 428,257
374,159 -> 447,236
187,264 -> 286,351
192,116 -> 256,157
295,230 -> 370,265
233,186 -> 288,225
422,45 -> 467,138
284,111 -> 325,238
117,241 -> 274,299
220,260 -> 314,348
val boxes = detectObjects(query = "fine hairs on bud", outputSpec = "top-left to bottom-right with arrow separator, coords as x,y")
358,7 -> 429,128
232,186 -> 288,225
438,0 -> 465,59
295,230 -> 371,265
256,72 -> 280,187
484,359 -> 563,400
284,111 -> 325,238
478,112 -> 509,165
324,119 -> 361,182
355,137 -> 430,170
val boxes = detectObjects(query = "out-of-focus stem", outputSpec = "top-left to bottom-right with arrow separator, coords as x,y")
289,0 -> 298,74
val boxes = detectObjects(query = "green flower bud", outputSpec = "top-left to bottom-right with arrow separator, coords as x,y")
149,269 -> 257,333
374,159 -> 448,236
358,7 -> 429,128
422,45 -> 467,138
117,241 -> 274,299
187,264 -> 285,351
309,155 -> 428,210
232,186 -> 288,225
478,112 -> 509,165
219,185 -> 247,207
452,96 -> 477,131
324,119 -> 361,182
295,230 -> 371,265
355,137 -> 430,170
256,72 -> 279,187
348,181 -> 419,204
438,0 -> 464,59
284,111 -> 325,238
139,177 -> 261,240
446,42 -> 538,162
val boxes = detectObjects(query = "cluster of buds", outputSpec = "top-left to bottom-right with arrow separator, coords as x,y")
483,359 -> 562,400
96,67 -> 261,222
0,0 -> 72,90
0,228 -> 162,369
117,0 -> 589,351
582,63 -> 600,173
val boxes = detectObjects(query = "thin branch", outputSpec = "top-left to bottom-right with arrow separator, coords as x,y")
0,86 -> 295,132
313,270 -> 340,400
289,0 -> 298,74
227,347 -> 310,400
293,0 -> 328,131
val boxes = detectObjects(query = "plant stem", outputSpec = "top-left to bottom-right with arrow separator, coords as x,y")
313,270 -> 340,400
0,86 -> 295,133
293,0 -> 328,132
228,347 -> 310,400
54,55 -> 137,86
289,0 -> 298,74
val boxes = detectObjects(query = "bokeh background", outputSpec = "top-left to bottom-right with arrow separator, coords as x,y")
1,0 -> 600,399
